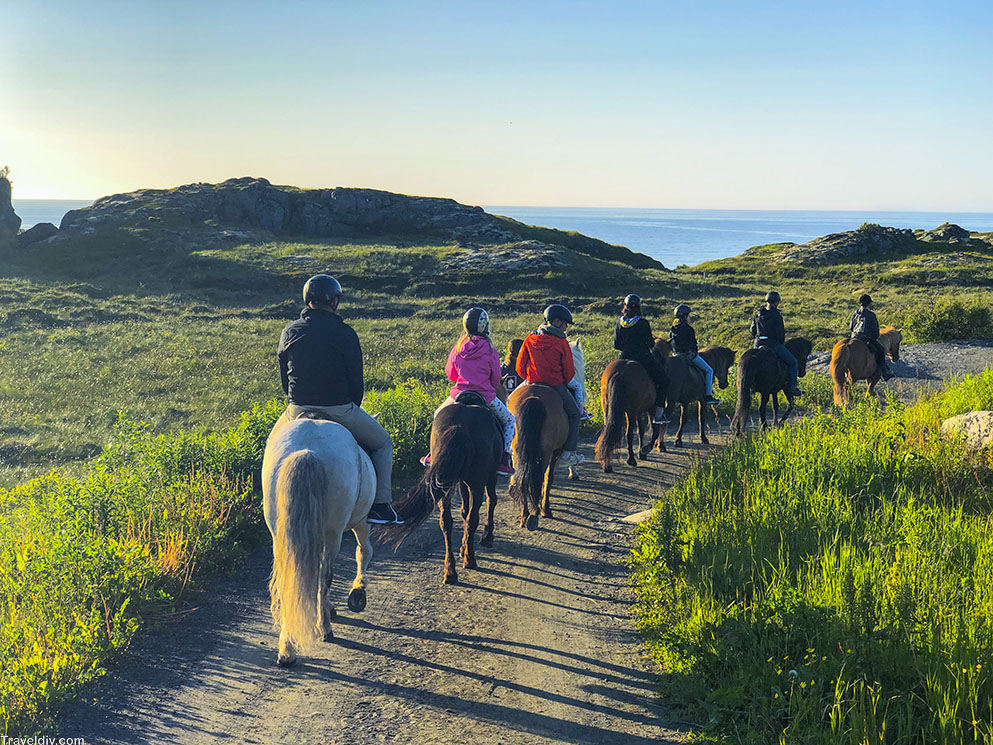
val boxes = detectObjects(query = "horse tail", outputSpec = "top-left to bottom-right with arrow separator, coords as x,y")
731,355 -> 756,436
510,396 -> 547,517
269,449 -> 327,652
595,370 -> 627,465
386,425 -> 467,546
831,341 -> 849,408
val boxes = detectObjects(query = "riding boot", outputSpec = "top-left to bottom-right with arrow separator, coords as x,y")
652,406 -> 670,425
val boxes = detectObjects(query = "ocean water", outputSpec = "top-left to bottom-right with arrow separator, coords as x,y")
13,200 -> 993,268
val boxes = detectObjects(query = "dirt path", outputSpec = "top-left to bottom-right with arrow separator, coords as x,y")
57,437 -> 718,744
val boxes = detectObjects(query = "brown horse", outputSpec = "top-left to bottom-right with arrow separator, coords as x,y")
594,338 -> 671,473
384,394 -> 502,584
830,327 -> 902,407
508,383 -> 578,531
660,346 -> 736,451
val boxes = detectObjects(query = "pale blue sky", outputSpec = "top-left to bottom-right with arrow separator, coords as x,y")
4,1 -> 992,208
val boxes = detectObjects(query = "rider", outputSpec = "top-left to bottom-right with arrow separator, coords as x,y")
669,304 -> 721,406
613,294 -> 670,424
422,308 -> 516,476
750,291 -> 802,397
516,304 -> 585,467
501,338 -> 525,395
278,274 -> 402,525
851,293 -> 893,380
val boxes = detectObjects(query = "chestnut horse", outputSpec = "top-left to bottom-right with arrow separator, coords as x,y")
384,394 -> 502,585
659,345 -> 736,451
731,337 -> 813,434
830,327 -> 902,407
594,338 -> 671,473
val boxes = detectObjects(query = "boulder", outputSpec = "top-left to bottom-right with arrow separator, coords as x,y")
778,224 -> 917,264
0,177 -> 21,236
941,411 -> 993,450
917,223 -> 974,245
17,222 -> 59,246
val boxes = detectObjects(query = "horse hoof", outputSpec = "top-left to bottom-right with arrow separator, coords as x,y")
701,437 -> 710,445
444,573 -> 459,585
323,628 -> 334,643
329,607 -> 336,619
602,464 -> 612,474
480,533 -> 494,548
525,514 -> 539,531
464,558 -> 477,569
277,653 -> 297,668
626,457 -> 637,467
569,470 -> 579,481
639,451 -> 650,460
658,445 -> 667,453
347,587 -> 367,613
675,440 -> 683,448
541,509 -> 553,519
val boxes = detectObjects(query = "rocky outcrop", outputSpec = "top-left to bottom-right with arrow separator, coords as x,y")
17,222 -> 59,246
55,177 -> 664,270
779,224 -> 918,264
916,222 -> 973,244
440,241 -> 567,273
941,411 -> 993,450
0,177 -> 21,237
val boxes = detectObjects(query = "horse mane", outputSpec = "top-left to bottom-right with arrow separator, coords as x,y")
651,337 -> 671,367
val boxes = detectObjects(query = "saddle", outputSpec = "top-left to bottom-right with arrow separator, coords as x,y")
672,353 -> 706,386
454,391 -> 488,407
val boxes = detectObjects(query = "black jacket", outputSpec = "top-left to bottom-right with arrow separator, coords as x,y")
751,307 -> 786,346
278,307 -> 363,407
501,362 -> 523,394
669,320 -> 698,355
850,308 -> 880,342
614,317 -> 655,360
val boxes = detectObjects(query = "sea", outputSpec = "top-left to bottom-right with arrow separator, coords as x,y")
14,200 -> 993,268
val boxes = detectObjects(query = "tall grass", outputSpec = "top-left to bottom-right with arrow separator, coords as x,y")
633,371 -> 993,743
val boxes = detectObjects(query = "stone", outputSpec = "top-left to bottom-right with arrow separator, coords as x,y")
0,177 -> 21,236
17,222 -> 59,246
778,224 -> 917,264
917,222 -> 973,244
941,411 -> 993,450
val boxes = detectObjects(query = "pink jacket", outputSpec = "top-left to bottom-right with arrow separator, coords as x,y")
446,335 -> 502,402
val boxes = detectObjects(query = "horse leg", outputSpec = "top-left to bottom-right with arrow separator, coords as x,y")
318,549 -> 335,641
759,393 -> 769,429
480,474 -> 497,547
541,460 -> 555,519
699,398 -> 709,444
637,414 -> 650,459
675,406 -> 686,448
462,483 -> 483,569
771,392 -> 781,425
780,395 -> 795,425
626,413 -> 638,466
439,489 -> 458,585
347,520 -> 372,614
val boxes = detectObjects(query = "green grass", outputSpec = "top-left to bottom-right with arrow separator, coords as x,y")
633,371 -> 993,743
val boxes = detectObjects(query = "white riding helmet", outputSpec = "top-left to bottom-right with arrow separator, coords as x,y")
463,307 -> 490,336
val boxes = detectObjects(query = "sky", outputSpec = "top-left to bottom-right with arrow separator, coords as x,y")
3,0 -> 992,209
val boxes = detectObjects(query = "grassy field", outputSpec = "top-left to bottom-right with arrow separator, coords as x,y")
634,372 -> 993,743
1,219 -> 991,733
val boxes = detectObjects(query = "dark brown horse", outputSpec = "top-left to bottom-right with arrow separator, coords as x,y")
731,337 -> 813,434
830,327 -> 902,407
594,338 -> 671,473
508,383 -> 578,531
385,394 -> 502,584
659,346 -> 736,451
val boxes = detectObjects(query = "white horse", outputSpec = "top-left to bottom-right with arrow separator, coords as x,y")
570,339 -> 586,407
262,412 -> 376,667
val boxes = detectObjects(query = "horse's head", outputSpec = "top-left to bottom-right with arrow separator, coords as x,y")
880,326 -> 902,362
703,346 -> 736,389
786,337 -> 814,377
651,337 -> 672,367
570,338 -> 586,385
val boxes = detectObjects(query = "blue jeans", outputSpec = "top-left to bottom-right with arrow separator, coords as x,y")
690,355 -> 714,395
755,342 -> 798,390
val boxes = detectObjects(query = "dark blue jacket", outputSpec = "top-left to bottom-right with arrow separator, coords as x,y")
278,308 -> 363,406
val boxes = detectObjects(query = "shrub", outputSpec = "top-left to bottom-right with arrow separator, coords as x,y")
363,380 -> 437,484
902,297 -> 993,343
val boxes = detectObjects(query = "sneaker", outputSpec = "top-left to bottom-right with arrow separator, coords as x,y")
579,409 -> 594,421
706,395 -> 721,406
882,366 -> 895,381
652,408 -> 670,425
419,453 -> 431,467
367,503 -> 404,525
497,452 -> 515,476
559,451 -> 585,467
790,387 -> 804,397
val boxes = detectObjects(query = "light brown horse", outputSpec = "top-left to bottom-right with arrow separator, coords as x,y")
508,383 -> 577,531
594,338 -> 671,473
830,326 -> 902,407
660,346 -> 736,451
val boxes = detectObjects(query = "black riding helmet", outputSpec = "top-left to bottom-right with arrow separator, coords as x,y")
674,304 -> 691,318
544,304 -> 574,324
859,293 -> 873,307
463,307 -> 490,336
765,290 -> 781,305
623,293 -> 641,308
303,274 -> 342,305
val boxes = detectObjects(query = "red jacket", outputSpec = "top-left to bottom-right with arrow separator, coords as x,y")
516,326 -> 575,386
